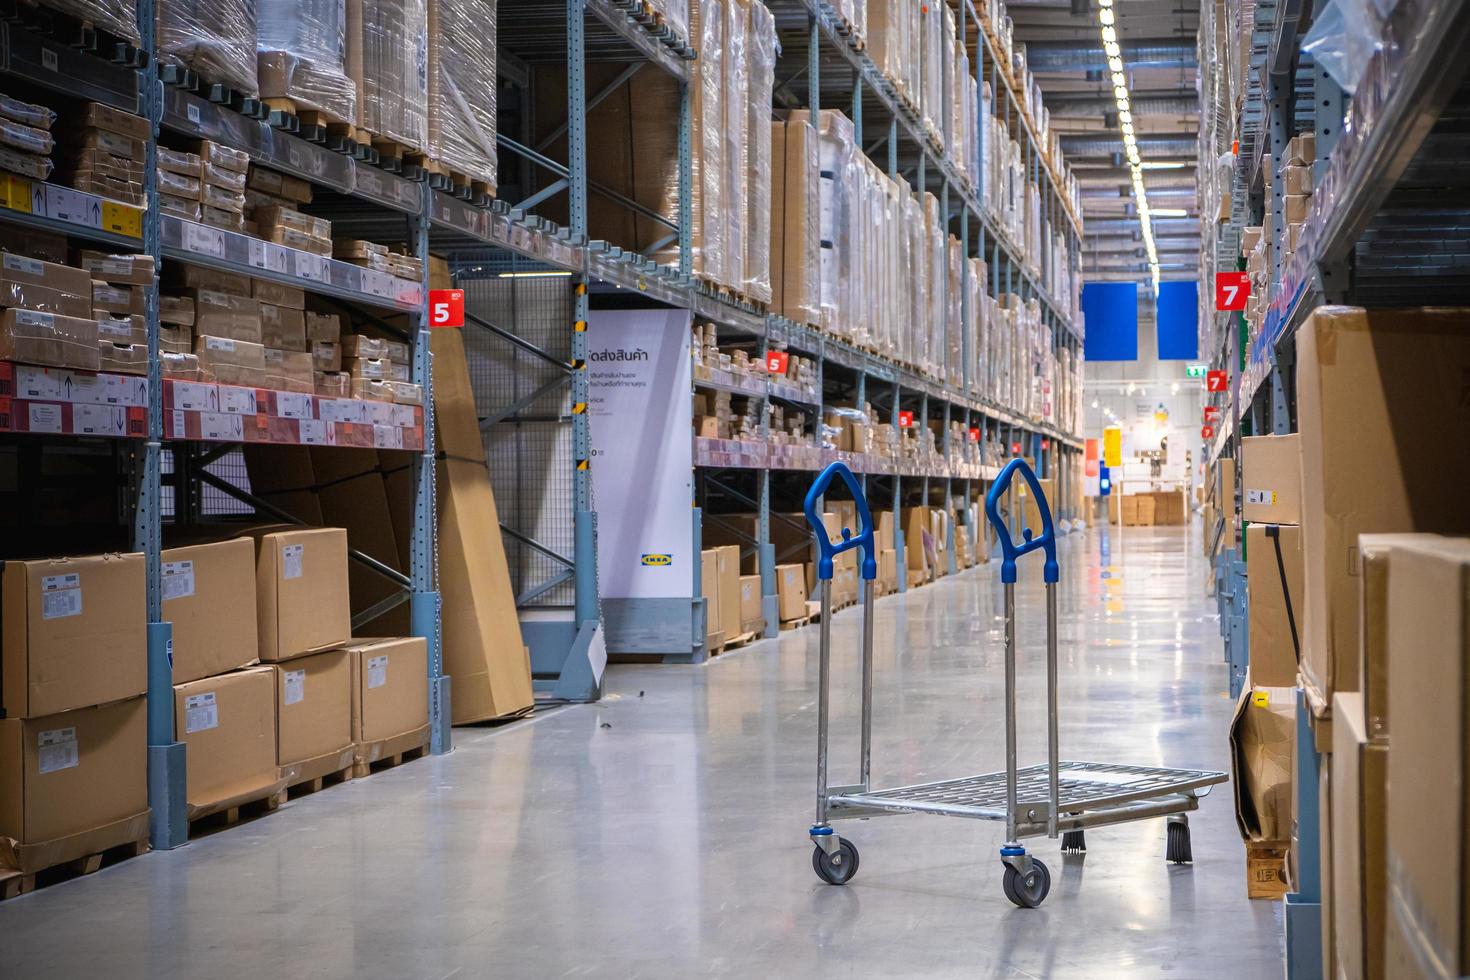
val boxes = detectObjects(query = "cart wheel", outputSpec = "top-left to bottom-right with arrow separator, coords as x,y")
812,838 -> 860,885
1061,830 -> 1086,854
1002,859 -> 1051,908
1166,818 -> 1193,864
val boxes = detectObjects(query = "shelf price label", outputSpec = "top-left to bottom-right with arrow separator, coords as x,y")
897,410 -> 913,428
428,289 -> 464,328
1201,424 -> 1216,440
1214,272 -> 1250,311
1206,370 -> 1228,392
764,350 -> 789,374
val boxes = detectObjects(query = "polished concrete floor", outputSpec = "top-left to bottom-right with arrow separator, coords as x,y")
0,524 -> 1283,979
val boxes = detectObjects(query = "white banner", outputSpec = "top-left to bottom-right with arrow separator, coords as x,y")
587,308 -> 693,599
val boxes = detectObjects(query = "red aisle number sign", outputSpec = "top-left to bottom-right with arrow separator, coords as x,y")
765,351 -> 789,374
1040,439 -> 1050,451
1215,272 -> 1250,311
1206,370 -> 1228,392
1201,424 -> 1216,440
1011,442 -> 1022,455
897,410 -> 914,428
429,289 -> 464,328
1204,405 -> 1222,423
968,427 -> 980,442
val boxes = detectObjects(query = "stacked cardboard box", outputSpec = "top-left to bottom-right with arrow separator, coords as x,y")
0,252 -> 102,371
159,0 -> 257,95
259,0 -> 357,127
333,240 -> 424,282
347,0 -> 428,157
0,94 -> 56,182
426,0 -> 498,195
344,636 -> 430,774
190,140 -> 250,232
245,165 -> 314,241
59,103 -> 147,207
0,553 -> 150,878
157,147 -> 203,221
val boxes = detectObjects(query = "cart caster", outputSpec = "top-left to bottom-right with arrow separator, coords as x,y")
1061,829 -> 1086,854
812,837 -> 860,885
1002,858 -> 1051,908
1166,814 -> 1192,864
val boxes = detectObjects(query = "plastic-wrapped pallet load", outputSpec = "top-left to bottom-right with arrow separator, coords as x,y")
427,0 -> 497,194
648,0 -> 689,42
723,0 -> 749,293
776,115 -> 820,326
161,0 -> 258,94
744,1 -> 774,304
809,109 -> 855,336
257,0 -> 356,122
47,0 -> 139,42
688,0 -> 725,285
349,0 -> 428,153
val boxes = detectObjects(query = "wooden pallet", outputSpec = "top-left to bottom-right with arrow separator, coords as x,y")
713,630 -> 757,655
779,614 -> 811,631
264,97 -> 355,151
353,742 -> 428,779
367,135 -> 430,179
188,788 -> 284,837
273,762 -> 353,805
0,835 -> 148,901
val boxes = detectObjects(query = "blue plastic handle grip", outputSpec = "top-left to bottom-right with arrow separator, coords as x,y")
803,461 -> 877,582
984,457 -> 1059,585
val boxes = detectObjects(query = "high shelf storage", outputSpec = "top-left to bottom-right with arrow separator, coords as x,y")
1199,1 -> 1470,976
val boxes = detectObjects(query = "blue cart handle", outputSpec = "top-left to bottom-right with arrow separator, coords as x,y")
803,461 -> 877,582
984,457 -> 1060,585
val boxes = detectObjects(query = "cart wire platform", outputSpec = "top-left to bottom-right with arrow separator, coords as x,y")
802,458 -> 1228,907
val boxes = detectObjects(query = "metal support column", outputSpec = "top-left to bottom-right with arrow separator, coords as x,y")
893,376 -> 906,591
758,334 -> 777,638
1284,689 -> 1324,978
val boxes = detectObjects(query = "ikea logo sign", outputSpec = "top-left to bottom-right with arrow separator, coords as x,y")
641,554 -> 673,567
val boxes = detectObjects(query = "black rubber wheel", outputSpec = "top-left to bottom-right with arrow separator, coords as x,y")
1166,820 -> 1193,864
1003,858 -> 1051,908
812,838 -> 860,885
1061,829 -> 1086,854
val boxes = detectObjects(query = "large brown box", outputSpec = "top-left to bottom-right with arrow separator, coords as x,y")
714,544 -> 742,640
779,116 -> 821,325
1298,308 -> 1470,709
1229,682 -> 1295,848
1245,524 -> 1303,689
174,666 -> 283,818
346,637 -> 428,759
346,0 -> 427,151
0,308 -> 101,371
1241,434 -> 1302,525
248,527 -> 351,662
1134,493 -> 1156,527
1357,533 -> 1444,742
2,553 -> 146,718
0,696 -> 148,873
1384,538 -> 1470,977
1332,692 -> 1389,980
700,549 -> 722,649
776,563 -> 808,621
738,573 -> 763,635
162,538 -> 259,684
273,649 -> 353,785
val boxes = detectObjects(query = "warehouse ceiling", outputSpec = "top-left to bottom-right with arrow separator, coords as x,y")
1005,0 -> 1201,285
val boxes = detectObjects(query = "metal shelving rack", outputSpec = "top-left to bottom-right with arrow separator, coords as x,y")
0,4 -> 440,850
1198,1 -> 1470,974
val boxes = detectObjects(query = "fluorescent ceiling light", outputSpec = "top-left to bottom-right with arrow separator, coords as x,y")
1151,208 -> 1189,217
498,270 -> 574,278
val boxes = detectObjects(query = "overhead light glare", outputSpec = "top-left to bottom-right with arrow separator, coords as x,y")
1152,208 -> 1189,217
1099,7 -> 1114,24
1140,161 -> 1186,170
1102,26 -> 1117,44
1108,56 -> 1124,73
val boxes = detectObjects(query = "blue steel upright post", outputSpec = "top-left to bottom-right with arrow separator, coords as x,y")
137,0 -> 186,850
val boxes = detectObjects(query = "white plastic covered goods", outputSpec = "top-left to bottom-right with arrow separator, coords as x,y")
427,0 -> 497,192
160,0 -> 258,95
349,0 -> 428,151
258,0 -> 356,122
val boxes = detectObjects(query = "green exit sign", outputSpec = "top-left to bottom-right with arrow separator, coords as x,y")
1185,364 -> 1208,378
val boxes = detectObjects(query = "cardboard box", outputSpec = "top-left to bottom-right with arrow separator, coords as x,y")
714,544 -> 742,640
1134,493 -> 1156,526
1229,682 -> 1295,846
162,538 -> 259,684
739,573 -> 763,634
2,553 -> 145,719
1245,524 -> 1303,688
776,563 -> 807,621
0,308 -> 101,371
0,696 -> 147,872
247,527 -> 350,662
1357,534 -> 1444,741
1120,494 -> 1138,526
260,304 -> 306,352
1384,537 -> 1470,978
1217,456 -> 1236,523
77,251 -> 154,286
1285,194 -> 1310,224
1245,841 -> 1291,901
273,649 -> 353,785
1241,434 -> 1302,525
190,289 -> 262,344
174,666 -> 283,818
700,549 -> 722,648
1,252 -> 92,297
346,637 -> 428,752
1284,164 -> 1312,197
1297,308 -> 1470,709
164,264 -> 251,296
1331,692 -> 1389,980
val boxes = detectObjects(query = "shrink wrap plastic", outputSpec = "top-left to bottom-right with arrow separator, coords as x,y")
814,110 -> 855,333
427,0 -> 497,191
648,0 -> 690,42
744,0 -> 775,303
257,0 -> 355,121
161,0 -> 258,94
349,0 -> 428,150
723,0 -> 748,291
50,0 -> 139,43
686,0 -> 725,283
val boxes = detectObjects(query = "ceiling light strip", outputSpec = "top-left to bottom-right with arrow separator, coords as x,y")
1097,0 -> 1159,288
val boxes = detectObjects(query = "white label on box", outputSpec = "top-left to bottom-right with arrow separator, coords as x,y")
28,402 -> 62,434
392,404 -> 416,427
1245,489 -> 1277,506
282,543 -> 304,580
205,336 -> 235,352
3,253 -> 43,276
14,308 -> 54,329
372,424 -> 402,450
199,411 -> 244,441
366,655 -> 388,689
184,692 -> 218,734
104,373 -> 148,408
186,102 -> 201,125
40,572 -> 82,619
97,318 -> 132,340
197,289 -> 229,307
184,222 -> 226,258
37,727 -> 79,774
161,559 -> 195,600
94,258 -> 132,277
283,668 -> 306,706
73,403 -> 125,436
218,386 -> 257,415
172,381 -> 217,412
276,391 -> 313,419
15,366 -> 60,400
298,418 -> 327,445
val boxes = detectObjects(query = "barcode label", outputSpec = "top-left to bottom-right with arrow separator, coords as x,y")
184,692 -> 218,733
367,655 -> 388,689
282,543 -> 304,580
162,560 -> 195,600
283,669 -> 306,705
37,727 -> 79,774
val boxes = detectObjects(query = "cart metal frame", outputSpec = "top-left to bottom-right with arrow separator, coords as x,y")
804,459 -> 1227,906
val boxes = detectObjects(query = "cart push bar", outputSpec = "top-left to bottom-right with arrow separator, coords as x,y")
800,459 -> 1227,907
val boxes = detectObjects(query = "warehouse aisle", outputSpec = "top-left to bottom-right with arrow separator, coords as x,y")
0,524 -> 1280,979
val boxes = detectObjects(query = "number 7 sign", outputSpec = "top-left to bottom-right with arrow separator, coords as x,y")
1215,272 -> 1249,311
429,289 -> 464,328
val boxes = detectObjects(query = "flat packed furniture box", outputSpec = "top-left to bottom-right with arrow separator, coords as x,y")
161,538 -> 259,684
273,649 -> 354,788
346,636 -> 429,774
173,665 -> 285,820
247,526 -> 351,662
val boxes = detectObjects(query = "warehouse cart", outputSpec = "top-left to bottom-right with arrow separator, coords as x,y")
804,459 -> 1228,907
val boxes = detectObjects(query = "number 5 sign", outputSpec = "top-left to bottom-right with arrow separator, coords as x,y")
1214,272 -> 1249,311
429,289 -> 464,328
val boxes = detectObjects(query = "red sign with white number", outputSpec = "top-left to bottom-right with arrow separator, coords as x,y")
1011,442 -> 1022,455
1204,405 -> 1221,423
428,289 -> 464,328
1201,424 -> 1215,440
1206,370 -> 1228,392
968,427 -> 980,442
897,410 -> 913,428
765,351 -> 789,374
1040,439 -> 1050,451
1214,272 -> 1249,311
